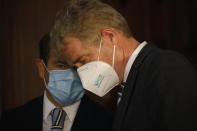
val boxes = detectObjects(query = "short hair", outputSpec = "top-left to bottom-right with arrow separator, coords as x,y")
50,0 -> 132,54
38,33 -> 50,65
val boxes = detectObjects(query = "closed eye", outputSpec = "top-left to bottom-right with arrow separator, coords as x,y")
56,64 -> 68,69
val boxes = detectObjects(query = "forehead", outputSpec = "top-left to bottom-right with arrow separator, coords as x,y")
47,49 -> 63,63
62,37 -> 90,64
48,49 -> 60,60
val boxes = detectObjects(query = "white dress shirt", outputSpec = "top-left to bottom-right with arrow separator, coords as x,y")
42,92 -> 80,131
123,41 -> 148,82
117,41 -> 147,105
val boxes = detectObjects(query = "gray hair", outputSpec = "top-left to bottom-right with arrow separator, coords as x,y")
50,0 -> 132,55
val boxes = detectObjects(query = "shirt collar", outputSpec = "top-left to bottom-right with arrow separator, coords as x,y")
43,91 -> 81,122
123,41 -> 148,82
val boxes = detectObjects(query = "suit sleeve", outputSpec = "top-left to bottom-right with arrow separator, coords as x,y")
0,111 -> 11,130
150,51 -> 197,131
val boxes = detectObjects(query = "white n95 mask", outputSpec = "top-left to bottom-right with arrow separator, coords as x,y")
77,39 -> 120,97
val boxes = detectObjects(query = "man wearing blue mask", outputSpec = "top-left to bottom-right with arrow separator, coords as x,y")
0,33 -> 113,131
49,0 -> 197,131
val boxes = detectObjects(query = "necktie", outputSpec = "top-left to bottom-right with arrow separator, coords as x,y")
50,108 -> 67,131
117,82 -> 126,105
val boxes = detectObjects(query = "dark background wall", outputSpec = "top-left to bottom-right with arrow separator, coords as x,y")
0,0 -> 196,113
0,0 -> 68,112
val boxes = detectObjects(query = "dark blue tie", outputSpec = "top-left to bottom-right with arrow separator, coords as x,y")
117,83 -> 126,105
50,108 -> 67,131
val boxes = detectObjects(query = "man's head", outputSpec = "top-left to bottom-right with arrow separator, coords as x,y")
36,33 -> 83,107
36,33 -> 68,81
50,0 -> 140,100
50,0 -> 139,80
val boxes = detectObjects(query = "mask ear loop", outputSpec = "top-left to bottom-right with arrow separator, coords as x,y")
97,38 -> 103,61
112,45 -> 116,68
97,38 -> 116,68
42,60 -> 49,72
43,77 -> 48,87
41,60 -> 49,87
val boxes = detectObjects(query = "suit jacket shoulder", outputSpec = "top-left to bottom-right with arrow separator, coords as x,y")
113,44 -> 197,131
72,95 -> 114,131
0,96 -> 43,131
1,95 -> 113,131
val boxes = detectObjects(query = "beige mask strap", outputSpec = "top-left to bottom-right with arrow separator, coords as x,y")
112,45 -> 116,68
41,60 -> 49,86
97,38 -> 103,61
97,38 -> 116,68
41,60 -> 49,72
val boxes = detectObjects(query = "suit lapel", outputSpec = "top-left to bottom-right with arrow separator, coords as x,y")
30,96 -> 43,131
71,96 -> 88,131
71,95 -> 113,131
112,43 -> 157,131
71,96 -> 97,131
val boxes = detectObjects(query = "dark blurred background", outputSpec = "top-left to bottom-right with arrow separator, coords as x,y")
0,0 -> 196,115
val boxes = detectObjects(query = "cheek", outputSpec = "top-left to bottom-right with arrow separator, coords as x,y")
98,54 -> 113,65
75,57 -> 91,68
86,53 -> 98,63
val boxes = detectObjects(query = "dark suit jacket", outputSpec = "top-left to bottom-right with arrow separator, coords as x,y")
113,44 -> 197,131
1,95 -> 113,131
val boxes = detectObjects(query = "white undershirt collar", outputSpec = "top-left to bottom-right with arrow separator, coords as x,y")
123,41 -> 148,82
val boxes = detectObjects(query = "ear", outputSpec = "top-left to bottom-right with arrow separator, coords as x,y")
100,28 -> 118,46
35,58 -> 45,79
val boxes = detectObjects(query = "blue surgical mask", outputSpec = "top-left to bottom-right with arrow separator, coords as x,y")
43,67 -> 85,106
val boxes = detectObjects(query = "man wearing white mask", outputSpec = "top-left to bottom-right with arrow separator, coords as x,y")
49,0 -> 197,131
0,33 -> 113,131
